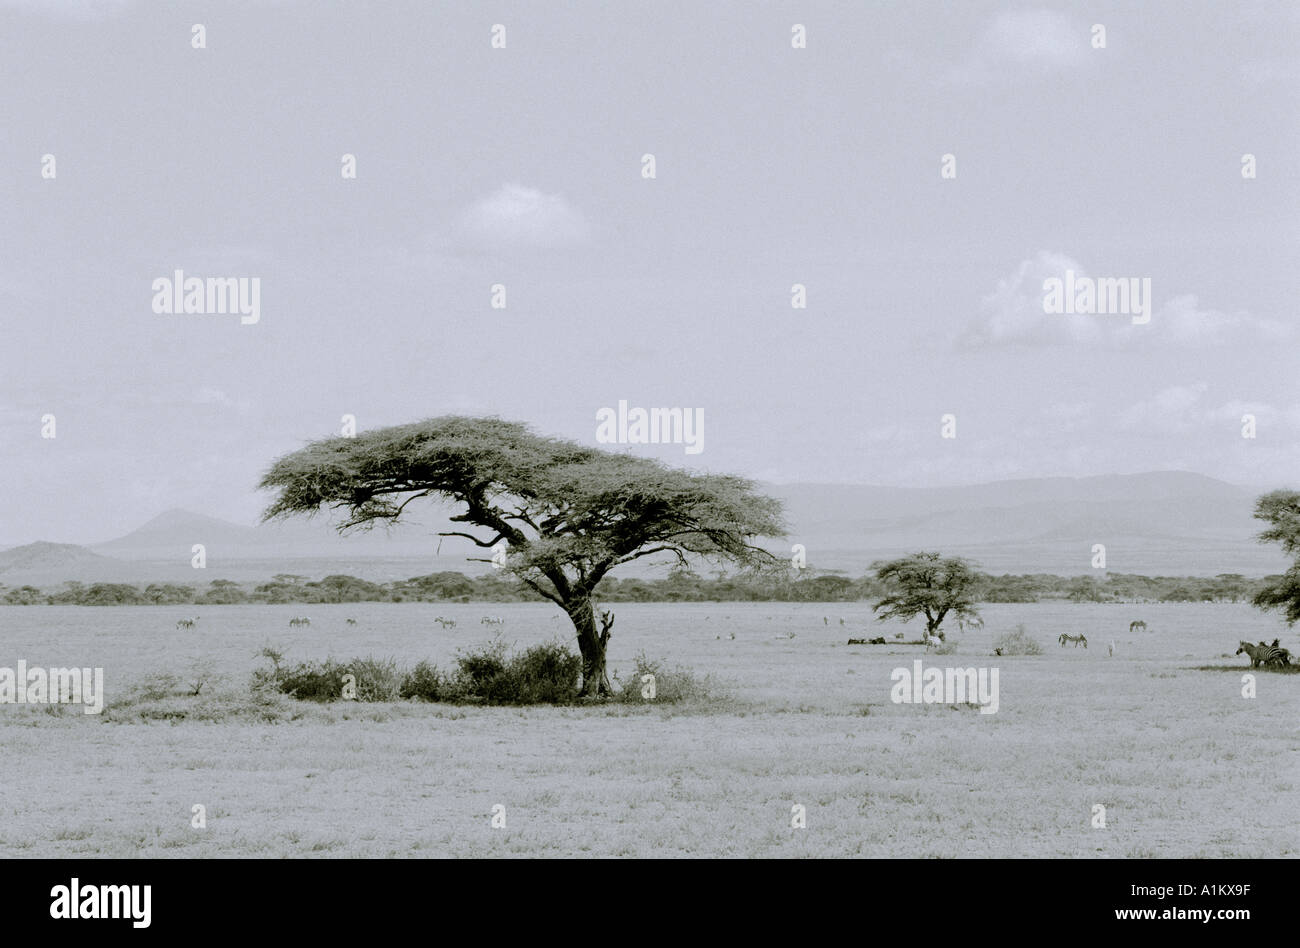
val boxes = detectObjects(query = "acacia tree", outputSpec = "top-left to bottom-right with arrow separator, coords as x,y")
259,416 -> 785,695
1251,490 -> 1300,625
871,552 -> 980,640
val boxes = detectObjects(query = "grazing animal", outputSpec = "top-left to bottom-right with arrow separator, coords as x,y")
434,617 -> 457,629
1129,620 -> 1147,633
345,618 -> 357,626
774,630 -> 796,640
481,616 -> 505,627
893,632 -> 903,639
1058,633 -> 1087,648
176,618 -> 195,630
1236,641 -> 1289,667
289,616 -> 311,628
925,635 -> 942,649
958,616 -> 984,632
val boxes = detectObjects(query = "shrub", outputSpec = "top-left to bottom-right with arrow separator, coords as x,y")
454,638 -> 509,693
448,639 -> 581,704
612,651 -> 715,704
400,660 -> 446,701
264,639 -> 587,706
348,655 -> 403,701
505,642 -> 582,704
275,659 -> 351,701
992,624 -> 1042,656
127,672 -> 185,702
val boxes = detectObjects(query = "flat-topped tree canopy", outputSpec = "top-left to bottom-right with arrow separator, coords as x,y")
259,416 -> 786,695
1252,489 -> 1300,626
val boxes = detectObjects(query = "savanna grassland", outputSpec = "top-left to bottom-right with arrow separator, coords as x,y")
1,601 -> 1296,858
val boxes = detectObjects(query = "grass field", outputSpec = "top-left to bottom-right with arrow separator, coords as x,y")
1,601 -> 1296,857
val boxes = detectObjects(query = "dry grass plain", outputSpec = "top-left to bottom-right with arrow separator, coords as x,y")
1,601 -> 1296,858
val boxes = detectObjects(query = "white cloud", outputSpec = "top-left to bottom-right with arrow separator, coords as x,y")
1118,384 -> 1209,432
192,387 -> 251,413
946,9 -> 1091,84
1154,294 -> 1291,347
0,0 -> 133,21
957,251 -> 1104,348
1118,389 -> 1300,435
984,9 -> 1088,66
1206,400 -> 1300,431
459,184 -> 590,251
959,252 -> 1292,350
1241,59 -> 1300,86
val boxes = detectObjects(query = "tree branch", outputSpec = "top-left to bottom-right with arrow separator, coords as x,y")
438,530 -> 505,549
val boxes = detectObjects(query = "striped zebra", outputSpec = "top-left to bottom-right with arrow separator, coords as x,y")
1058,633 -> 1087,648
1236,641 -> 1289,667
958,616 -> 984,632
289,616 -> 311,628
481,616 -> 505,627
1129,620 -> 1147,633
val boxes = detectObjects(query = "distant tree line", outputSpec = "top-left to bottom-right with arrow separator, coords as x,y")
0,569 -> 1273,606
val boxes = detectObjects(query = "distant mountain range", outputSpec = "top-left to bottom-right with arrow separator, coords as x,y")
0,472 -> 1289,585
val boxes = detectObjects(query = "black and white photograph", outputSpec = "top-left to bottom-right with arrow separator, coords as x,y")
0,0 -> 1295,921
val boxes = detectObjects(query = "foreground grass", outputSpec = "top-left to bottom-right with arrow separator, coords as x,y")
2,650 -> 1295,857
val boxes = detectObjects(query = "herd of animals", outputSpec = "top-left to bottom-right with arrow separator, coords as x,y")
166,611 -> 1293,669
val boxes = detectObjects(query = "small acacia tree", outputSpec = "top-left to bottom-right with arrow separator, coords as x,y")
259,416 -> 785,696
1251,490 -> 1300,625
871,552 -> 980,640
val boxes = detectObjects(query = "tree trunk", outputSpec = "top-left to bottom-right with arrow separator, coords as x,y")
567,595 -> 613,697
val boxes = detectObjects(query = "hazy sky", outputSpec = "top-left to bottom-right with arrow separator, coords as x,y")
1,0 -> 1297,545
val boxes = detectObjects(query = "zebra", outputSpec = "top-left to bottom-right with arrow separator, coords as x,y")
289,616 -> 311,628
434,617 -> 457,629
481,616 -> 505,627
1058,633 -> 1088,648
1129,620 -> 1147,633
958,616 -> 984,632
176,618 -> 196,630
1236,641 -> 1289,667
345,618 -> 357,626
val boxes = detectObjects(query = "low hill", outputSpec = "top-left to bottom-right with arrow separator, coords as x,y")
0,542 -> 118,580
